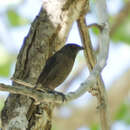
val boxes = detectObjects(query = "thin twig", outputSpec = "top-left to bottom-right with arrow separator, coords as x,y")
77,16 -> 110,130
0,83 -> 64,104
0,64 -> 102,103
95,0 -> 110,130
11,77 -> 34,88
0,53 -> 107,104
77,1 -> 110,130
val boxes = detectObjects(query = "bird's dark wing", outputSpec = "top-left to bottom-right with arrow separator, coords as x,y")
36,52 -> 61,84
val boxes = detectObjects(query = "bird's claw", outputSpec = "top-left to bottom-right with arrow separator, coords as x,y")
48,90 -> 66,102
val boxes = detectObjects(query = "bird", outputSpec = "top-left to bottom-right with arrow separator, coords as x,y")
27,43 -> 84,123
35,43 -> 84,91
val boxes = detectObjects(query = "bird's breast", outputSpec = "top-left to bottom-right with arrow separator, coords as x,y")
46,56 -> 74,90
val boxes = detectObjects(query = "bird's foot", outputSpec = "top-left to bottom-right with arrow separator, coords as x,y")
47,90 -> 66,102
34,88 -> 66,103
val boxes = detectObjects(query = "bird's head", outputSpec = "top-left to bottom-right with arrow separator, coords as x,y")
66,43 -> 84,51
62,43 -> 84,58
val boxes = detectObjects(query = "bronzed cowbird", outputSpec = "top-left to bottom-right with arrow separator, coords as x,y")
35,43 -> 84,91
27,43 -> 84,123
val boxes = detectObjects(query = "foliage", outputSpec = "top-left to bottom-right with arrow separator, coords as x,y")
115,103 -> 130,124
7,9 -> 29,27
0,45 -> 14,77
111,14 -> 130,44
90,124 -> 100,130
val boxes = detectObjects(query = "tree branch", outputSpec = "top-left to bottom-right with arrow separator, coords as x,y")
0,58 -> 108,104
95,0 -> 110,130
76,0 -> 110,130
0,83 -> 64,104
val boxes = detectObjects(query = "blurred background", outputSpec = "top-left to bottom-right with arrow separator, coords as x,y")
0,0 -> 130,130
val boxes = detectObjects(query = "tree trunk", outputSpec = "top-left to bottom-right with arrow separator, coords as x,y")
1,0 -> 89,129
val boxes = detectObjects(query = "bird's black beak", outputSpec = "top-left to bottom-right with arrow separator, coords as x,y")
80,46 -> 84,50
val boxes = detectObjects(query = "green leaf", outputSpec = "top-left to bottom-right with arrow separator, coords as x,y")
91,26 -> 100,35
115,103 -> 127,120
111,14 -> 130,44
0,45 -> 13,77
115,103 -> 130,124
0,61 -> 12,77
90,123 -> 100,130
7,9 -> 29,27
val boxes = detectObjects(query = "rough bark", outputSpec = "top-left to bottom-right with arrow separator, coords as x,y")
1,0 -> 89,129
